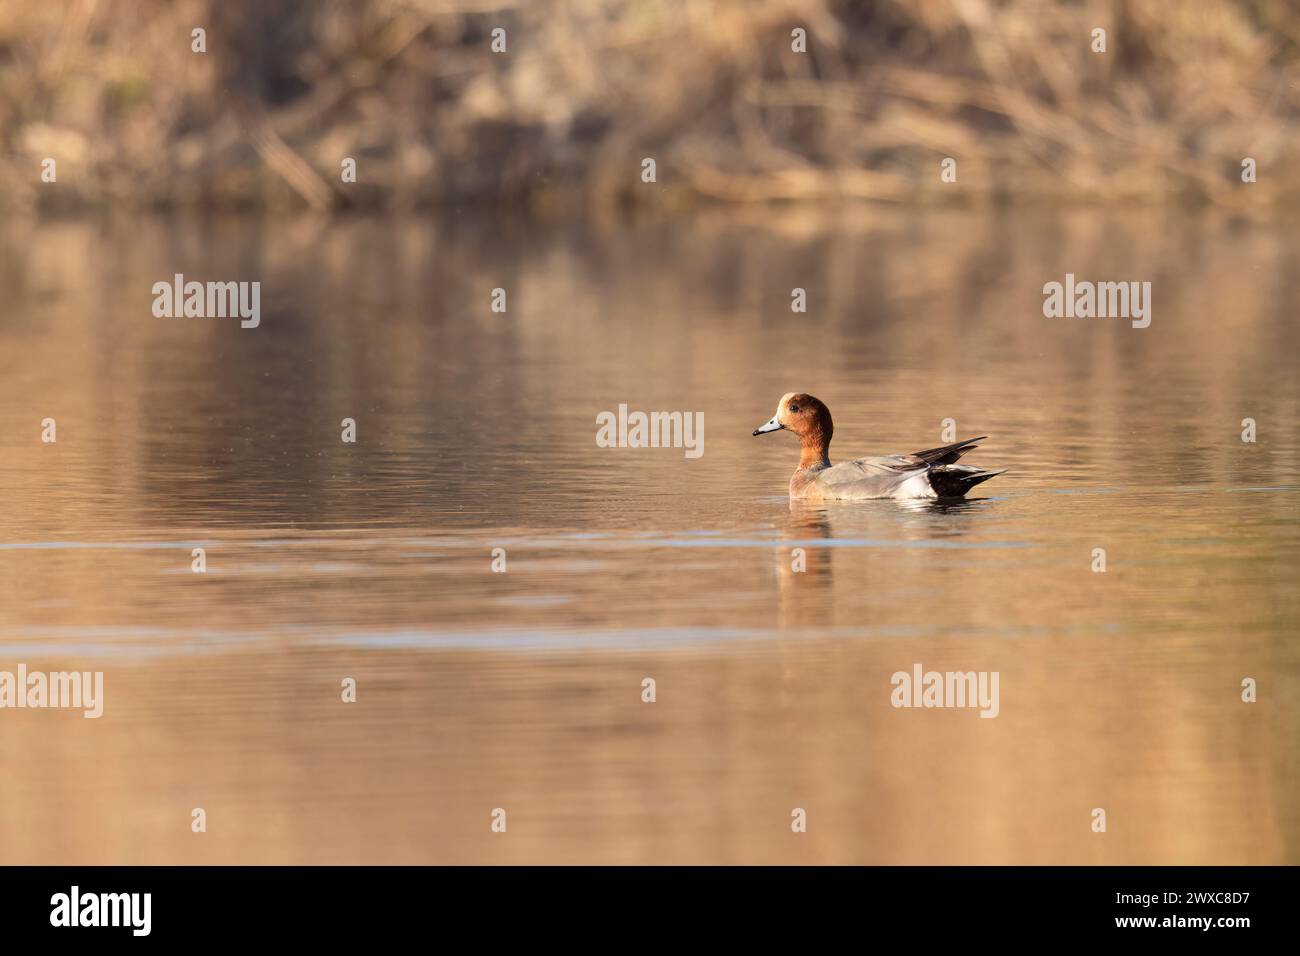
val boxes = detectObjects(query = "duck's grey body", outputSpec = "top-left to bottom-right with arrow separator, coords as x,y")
792,437 -> 1005,500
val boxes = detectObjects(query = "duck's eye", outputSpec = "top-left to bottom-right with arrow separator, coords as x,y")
789,404 -> 800,413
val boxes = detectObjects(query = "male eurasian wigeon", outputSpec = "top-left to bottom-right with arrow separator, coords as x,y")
753,393 -> 1005,500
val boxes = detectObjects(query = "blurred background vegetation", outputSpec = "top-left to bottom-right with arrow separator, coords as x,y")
2,0 -> 1299,214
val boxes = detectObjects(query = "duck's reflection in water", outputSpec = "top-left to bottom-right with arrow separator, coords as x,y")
776,494 -> 1004,629
892,494 -> 999,543
895,496 -> 991,516
776,501 -> 835,629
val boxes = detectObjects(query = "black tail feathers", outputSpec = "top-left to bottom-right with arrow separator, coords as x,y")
927,465 -> 1007,498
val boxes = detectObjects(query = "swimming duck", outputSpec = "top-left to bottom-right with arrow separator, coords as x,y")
753,393 -> 1005,500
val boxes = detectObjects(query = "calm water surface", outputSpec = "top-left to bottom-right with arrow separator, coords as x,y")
0,209 -> 1297,863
